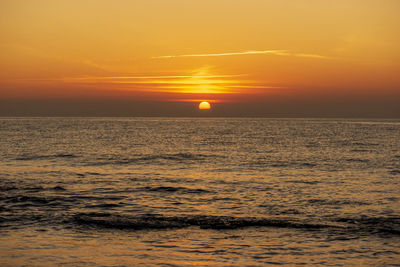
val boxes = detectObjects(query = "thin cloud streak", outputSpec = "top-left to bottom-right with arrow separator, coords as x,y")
21,75 -> 244,82
66,75 -> 243,80
17,72 -> 283,96
153,50 -> 288,59
153,50 -> 330,59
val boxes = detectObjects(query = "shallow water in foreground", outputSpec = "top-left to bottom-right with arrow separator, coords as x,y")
0,118 -> 399,266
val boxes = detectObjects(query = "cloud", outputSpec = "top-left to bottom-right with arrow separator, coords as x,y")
61,74 -> 242,81
30,72 -> 281,95
21,63 -> 284,96
153,50 -> 330,59
152,50 -> 288,59
59,74 -> 247,94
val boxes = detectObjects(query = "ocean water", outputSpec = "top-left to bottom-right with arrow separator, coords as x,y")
0,118 -> 399,266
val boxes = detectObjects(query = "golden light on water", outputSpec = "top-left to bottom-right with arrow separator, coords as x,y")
0,0 -> 399,265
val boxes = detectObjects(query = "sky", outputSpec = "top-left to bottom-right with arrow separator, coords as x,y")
0,0 -> 399,117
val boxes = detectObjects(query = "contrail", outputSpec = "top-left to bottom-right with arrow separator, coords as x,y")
153,50 -> 288,59
153,50 -> 330,59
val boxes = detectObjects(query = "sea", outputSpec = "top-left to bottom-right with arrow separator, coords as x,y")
0,118 -> 399,266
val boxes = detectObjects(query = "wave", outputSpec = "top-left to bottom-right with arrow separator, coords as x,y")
52,186 -> 66,191
85,203 -> 122,209
15,153 -> 78,161
335,216 -> 400,235
72,213 -> 331,230
249,160 -> 317,168
0,214 -> 46,228
389,169 -> 400,175
0,185 -> 18,191
0,185 -> 66,193
87,153 -> 218,166
137,186 -> 211,194
337,141 -> 381,147
138,153 -> 209,161
2,195 -> 75,206
344,158 -> 370,163
0,185 -> 44,193
286,180 -> 320,185
307,199 -> 369,206
350,149 -> 371,153
71,213 -> 400,236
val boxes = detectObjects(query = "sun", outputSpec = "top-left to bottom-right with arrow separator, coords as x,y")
199,101 -> 211,110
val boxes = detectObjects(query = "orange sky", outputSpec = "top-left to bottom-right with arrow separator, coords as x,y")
0,0 -> 399,116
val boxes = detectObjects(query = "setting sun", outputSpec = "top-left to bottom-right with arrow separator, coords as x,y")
1,0 -> 399,117
0,1 -> 399,266
199,101 -> 211,110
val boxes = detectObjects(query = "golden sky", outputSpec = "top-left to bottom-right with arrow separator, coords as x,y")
0,0 -> 399,116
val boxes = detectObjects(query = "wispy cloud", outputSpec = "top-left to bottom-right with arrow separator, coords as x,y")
292,53 -> 330,59
153,50 -> 330,59
33,74 -> 281,94
23,65 -> 284,95
58,74 -> 248,94
153,50 -> 288,59
58,74 -> 243,81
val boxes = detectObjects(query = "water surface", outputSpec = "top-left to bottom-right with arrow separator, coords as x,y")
0,118 -> 399,266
